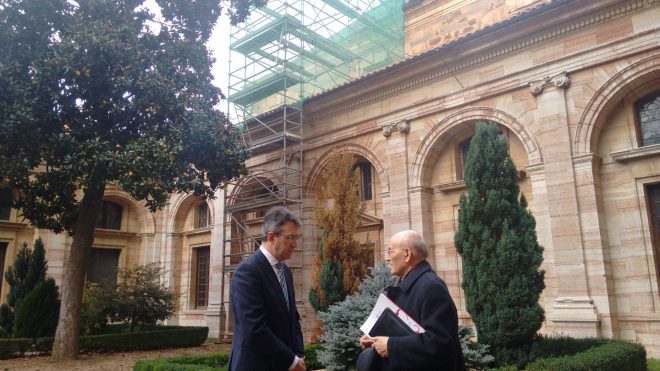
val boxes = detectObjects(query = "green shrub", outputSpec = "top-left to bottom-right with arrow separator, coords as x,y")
0,337 -> 31,359
304,343 -> 324,370
0,238 -> 48,334
81,326 -> 208,352
526,340 -> 646,371
0,326 -> 8,338
318,262 -> 396,370
12,278 -> 60,338
530,336 -> 608,360
133,352 -> 229,371
82,282 -> 116,334
0,326 -> 207,359
648,358 -> 660,371
82,264 -> 178,333
459,325 -> 494,370
114,263 -> 178,330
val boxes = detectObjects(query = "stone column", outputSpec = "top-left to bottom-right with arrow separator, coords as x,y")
381,120 -> 412,236
409,186 -> 436,267
205,190 -> 226,338
530,72 -> 601,337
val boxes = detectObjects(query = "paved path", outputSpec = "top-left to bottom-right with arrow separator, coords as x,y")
0,341 -> 231,371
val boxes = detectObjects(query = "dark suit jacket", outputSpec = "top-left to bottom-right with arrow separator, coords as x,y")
359,260 -> 466,371
228,249 -> 304,371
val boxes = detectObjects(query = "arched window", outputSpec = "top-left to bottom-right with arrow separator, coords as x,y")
198,202 -> 209,228
636,92 -> 660,146
355,162 -> 373,201
96,200 -> 122,230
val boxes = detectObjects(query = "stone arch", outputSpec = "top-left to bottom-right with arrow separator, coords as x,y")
575,53 -> 660,155
304,143 -> 389,198
167,192 -> 202,234
102,189 -> 155,234
410,106 -> 542,188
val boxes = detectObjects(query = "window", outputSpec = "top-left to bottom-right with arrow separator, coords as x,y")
636,92 -> 660,146
355,162 -> 373,201
0,187 -> 11,221
0,242 -> 7,294
96,201 -> 122,230
198,202 -> 209,228
87,248 -> 121,285
647,184 -> 660,284
457,125 -> 507,180
458,138 -> 472,180
194,247 -> 210,308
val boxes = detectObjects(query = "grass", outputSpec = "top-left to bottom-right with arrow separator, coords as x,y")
648,358 -> 660,371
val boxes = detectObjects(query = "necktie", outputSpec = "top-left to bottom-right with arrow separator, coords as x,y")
275,262 -> 289,308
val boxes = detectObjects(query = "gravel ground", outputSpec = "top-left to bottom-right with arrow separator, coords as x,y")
0,340 -> 231,371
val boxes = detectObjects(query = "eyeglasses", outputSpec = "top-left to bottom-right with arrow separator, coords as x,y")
281,234 -> 302,241
386,247 -> 406,256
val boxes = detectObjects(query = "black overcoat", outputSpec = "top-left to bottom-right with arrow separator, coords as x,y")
363,260 -> 466,371
228,249 -> 304,371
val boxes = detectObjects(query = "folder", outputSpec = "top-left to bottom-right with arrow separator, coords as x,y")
369,307 -> 417,337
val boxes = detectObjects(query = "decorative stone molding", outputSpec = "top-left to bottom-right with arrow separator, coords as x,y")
528,71 -> 570,96
381,120 -> 410,137
611,143 -> 660,163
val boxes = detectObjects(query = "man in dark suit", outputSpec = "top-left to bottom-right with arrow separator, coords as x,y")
359,230 -> 466,371
229,206 -> 306,371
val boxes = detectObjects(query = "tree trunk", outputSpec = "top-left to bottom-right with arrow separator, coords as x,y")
51,183 -> 106,360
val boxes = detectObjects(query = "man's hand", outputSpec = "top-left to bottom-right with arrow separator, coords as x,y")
372,336 -> 389,358
359,335 -> 375,350
292,356 -> 306,371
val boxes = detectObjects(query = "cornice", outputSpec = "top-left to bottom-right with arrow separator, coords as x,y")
306,0 -> 655,122
611,144 -> 660,163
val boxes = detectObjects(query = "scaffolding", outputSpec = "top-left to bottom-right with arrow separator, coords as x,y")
220,0 -> 404,338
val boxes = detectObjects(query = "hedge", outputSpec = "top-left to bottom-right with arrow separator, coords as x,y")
134,353 -> 229,371
134,344 -> 326,371
0,326 -> 208,359
525,340 -> 647,371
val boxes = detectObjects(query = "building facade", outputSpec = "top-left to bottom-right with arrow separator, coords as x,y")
1,0 -> 660,356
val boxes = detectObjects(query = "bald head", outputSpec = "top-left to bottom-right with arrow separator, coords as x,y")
391,230 -> 428,260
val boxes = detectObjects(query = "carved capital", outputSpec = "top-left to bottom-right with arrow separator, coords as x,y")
529,81 -> 545,96
528,71 -> 570,96
382,126 -> 392,137
396,120 -> 410,134
552,73 -> 570,89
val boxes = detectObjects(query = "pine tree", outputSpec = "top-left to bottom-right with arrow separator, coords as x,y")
317,262 -> 396,370
454,123 -> 545,366
0,238 -> 48,334
309,153 -> 373,312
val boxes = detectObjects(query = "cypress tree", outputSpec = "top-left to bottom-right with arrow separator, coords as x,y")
0,238 -> 48,334
309,153 -> 372,312
454,123 -> 545,366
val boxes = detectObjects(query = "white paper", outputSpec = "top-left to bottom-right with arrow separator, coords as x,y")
360,293 -> 425,335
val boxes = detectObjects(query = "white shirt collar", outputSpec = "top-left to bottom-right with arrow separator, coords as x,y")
260,245 -> 280,266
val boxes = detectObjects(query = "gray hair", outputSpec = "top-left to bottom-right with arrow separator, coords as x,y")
397,230 -> 428,259
261,206 -> 301,239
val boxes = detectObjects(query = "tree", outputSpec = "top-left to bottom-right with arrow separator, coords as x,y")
454,122 -> 545,366
0,238 -> 48,334
0,0 -> 261,359
113,263 -> 177,330
309,152 -> 373,312
12,278 -> 60,339
317,262 -> 395,370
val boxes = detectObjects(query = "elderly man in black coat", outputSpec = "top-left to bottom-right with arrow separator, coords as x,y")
358,230 -> 466,371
